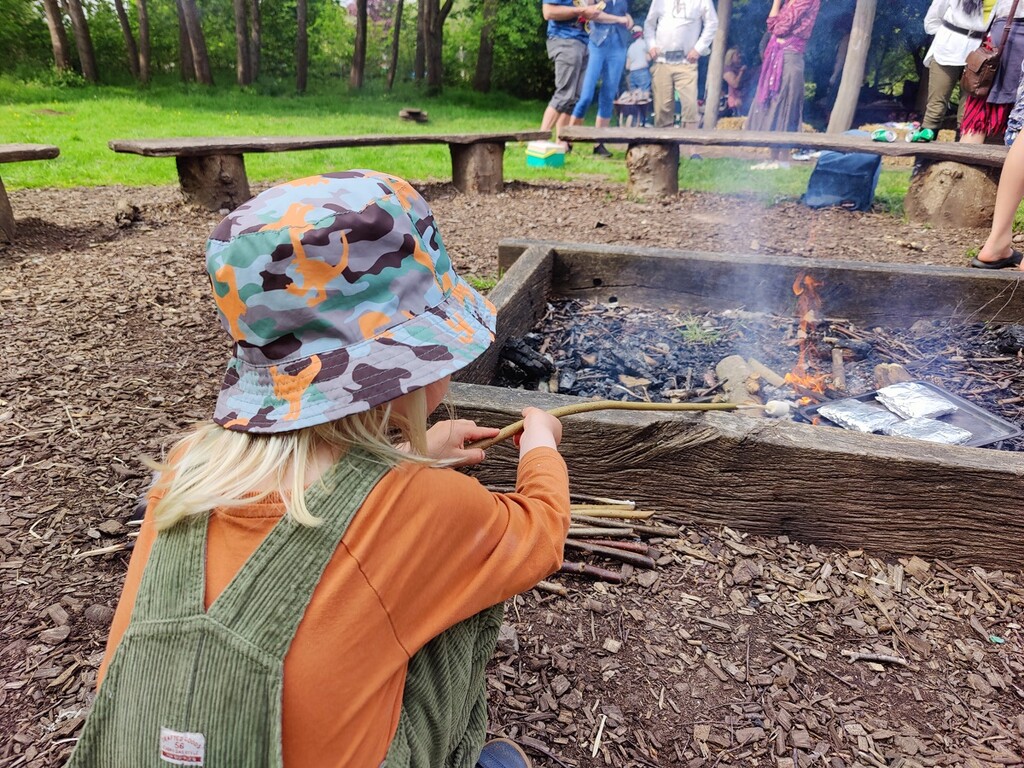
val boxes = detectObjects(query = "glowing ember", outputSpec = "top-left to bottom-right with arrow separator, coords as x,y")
783,273 -> 828,395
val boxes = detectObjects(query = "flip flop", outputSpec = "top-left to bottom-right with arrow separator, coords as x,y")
969,249 -> 1023,269
477,738 -> 532,768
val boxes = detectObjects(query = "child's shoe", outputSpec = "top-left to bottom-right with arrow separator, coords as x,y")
908,128 -> 935,142
477,738 -> 532,768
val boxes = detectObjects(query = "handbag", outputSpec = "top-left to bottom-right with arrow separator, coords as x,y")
961,0 -> 1021,99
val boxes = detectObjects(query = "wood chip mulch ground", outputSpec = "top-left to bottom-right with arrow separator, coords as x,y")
1,182 -> 1022,768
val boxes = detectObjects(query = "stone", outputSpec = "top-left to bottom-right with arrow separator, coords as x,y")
495,623 -> 519,655
39,625 -> 71,644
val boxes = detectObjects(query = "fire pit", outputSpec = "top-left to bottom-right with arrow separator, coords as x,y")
450,240 -> 1024,570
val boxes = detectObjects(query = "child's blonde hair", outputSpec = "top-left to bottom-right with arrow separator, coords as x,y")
149,389 -> 433,531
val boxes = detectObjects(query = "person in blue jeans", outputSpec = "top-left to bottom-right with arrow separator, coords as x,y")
625,25 -> 652,93
569,0 -> 634,157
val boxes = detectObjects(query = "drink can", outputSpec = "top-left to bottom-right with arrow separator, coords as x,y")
871,129 -> 897,143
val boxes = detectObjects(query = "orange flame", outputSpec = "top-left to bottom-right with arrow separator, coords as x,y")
783,273 -> 827,395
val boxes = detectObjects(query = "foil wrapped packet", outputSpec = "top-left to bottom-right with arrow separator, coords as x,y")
883,416 -> 973,445
818,398 -> 902,433
875,382 -> 958,420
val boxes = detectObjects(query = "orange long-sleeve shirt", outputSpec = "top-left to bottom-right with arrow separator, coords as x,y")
98,447 -> 569,767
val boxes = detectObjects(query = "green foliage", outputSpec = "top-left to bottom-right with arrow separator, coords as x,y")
0,0 -> 51,73
492,1 -> 549,100
678,313 -> 721,345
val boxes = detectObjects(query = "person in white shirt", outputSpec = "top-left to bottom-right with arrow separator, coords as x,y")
918,0 -> 987,142
643,0 -> 719,128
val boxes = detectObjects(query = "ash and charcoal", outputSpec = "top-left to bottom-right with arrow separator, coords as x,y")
493,300 -> 1024,451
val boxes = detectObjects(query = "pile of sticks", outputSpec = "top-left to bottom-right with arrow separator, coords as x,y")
536,493 -> 681,595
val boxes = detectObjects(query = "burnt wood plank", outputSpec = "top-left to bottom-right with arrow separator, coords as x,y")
0,143 -> 61,163
498,239 -> 1024,326
457,245 -> 554,384
449,383 -> 1024,570
557,127 -> 1009,168
108,132 -> 551,157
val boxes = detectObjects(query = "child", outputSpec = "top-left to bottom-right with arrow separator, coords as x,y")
67,170 -> 570,768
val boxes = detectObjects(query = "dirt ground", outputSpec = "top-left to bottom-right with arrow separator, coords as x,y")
1,179 -> 1022,768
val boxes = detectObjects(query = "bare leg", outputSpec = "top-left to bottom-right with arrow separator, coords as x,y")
978,137 -> 1024,268
541,106 -> 561,132
960,131 -> 985,144
595,116 -> 611,128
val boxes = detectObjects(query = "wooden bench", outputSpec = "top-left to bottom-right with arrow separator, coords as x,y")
557,126 -> 1008,225
0,144 -> 61,243
109,132 -> 550,211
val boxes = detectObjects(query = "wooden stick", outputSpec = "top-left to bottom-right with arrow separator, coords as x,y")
467,400 -> 754,451
564,539 -> 656,569
571,508 -> 656,520
534,580 -> 569,596
567,526 -> 636,538
73,542 -> 134,559
841,650 -> 910,667
559,560 -> 623,583
583,539 -> 652,555
748,358 -> 786,387
570,514 -> 635,529
831,347 -> 847,391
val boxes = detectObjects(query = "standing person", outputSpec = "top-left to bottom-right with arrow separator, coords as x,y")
644,0 -> 719,129
541,0 -> 608,133
569,0 -> 634,157
971,67 -> 1024,269
65,170 -> 570,768
744,0 -> 821,165
625,24 -> 652,93
960,0 -> 1024,144
914,0 -> 987,143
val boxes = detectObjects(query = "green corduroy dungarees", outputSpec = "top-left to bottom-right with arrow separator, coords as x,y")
67,451 -> 502,768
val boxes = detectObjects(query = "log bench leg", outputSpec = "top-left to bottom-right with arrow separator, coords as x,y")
0,175 -> 14,243
449,142 -> 504,194
176,153 -> 251,211
904,160 -> 999,228
626,143 -> 680,198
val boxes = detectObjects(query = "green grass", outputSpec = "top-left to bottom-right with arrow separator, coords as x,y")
0,76 -> 915,214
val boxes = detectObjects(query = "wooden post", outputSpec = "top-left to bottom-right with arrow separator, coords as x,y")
626,143 -> 680,198
0,176 -> 14,242
702,0 -> 732,131
449,142 -> 504,194
827,0 -> 877,134
175,154 -> 250,211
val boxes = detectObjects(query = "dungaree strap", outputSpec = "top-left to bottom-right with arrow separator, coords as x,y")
204,450 -> 388,656
129,513 -> 208,623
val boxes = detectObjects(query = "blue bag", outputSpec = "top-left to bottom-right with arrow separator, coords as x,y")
802,131 -> 882,212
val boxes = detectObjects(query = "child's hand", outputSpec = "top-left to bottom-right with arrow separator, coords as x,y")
513,407 -> 562,455
425,420 -> 500,466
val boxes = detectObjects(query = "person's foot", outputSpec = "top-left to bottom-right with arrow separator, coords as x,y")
909,127 -> 936,143
593,143 -> 612,158
970,247 -> 1024,269
477,738 -> 532,768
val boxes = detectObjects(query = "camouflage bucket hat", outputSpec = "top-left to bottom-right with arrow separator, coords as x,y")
206,170 -> 496,433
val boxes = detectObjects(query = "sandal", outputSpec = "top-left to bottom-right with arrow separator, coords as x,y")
477,738 -> 532,768
969,249 -> 1023,269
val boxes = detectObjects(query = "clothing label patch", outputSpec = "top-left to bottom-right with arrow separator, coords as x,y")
159,727 -> 205,765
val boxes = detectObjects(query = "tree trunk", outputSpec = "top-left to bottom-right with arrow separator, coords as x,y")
248,0 -> 261,80
65,0 -> 98,82
387,0 -> 404,91
472,0 -> 497,93
137,0 -> 151,83
702,0 -> 732,130
423,0 -> 452,95
181,0 -> 213,84
414,0 -> 425,82
827,0 -> 877,133
41,0 -> 72,72
113,0 -> 141,81
296,0 -> 308,93
350,0 -> 367,89
177,0 -> 195,82
233,0 -> 252,85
